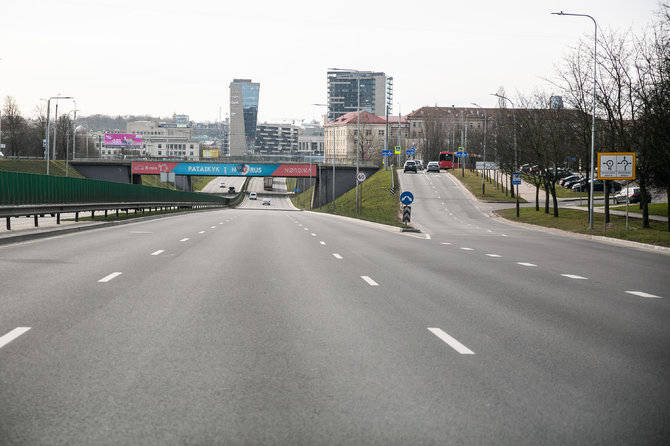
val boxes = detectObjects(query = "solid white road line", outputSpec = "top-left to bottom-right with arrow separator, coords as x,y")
626,291 -> 662,298
0,327 -> 31,349
150,250 -> 165,256
333,253 -> 343,260
361,276 -> 379,286
562,274 -> 588,280
517,262 -> 537,267
98,272 -> 122,283
428,328 -> 475,355
180,238 -> 189,242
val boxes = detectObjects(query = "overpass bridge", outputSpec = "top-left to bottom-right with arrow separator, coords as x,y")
71,159 -> 380,208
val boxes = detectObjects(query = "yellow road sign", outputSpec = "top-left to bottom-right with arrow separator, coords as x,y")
597,152 -> 635,180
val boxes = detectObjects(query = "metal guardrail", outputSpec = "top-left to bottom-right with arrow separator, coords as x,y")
0,170 -> 229,230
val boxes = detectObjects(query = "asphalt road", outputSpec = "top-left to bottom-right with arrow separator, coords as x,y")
1,171 -> 669,444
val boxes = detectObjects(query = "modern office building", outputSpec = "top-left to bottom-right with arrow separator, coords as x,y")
255,123 -> 299,156
229,79 -> 260,156
326,70 -> 392,121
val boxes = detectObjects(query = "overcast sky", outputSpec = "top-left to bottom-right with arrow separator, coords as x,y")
1,0 -> 662,125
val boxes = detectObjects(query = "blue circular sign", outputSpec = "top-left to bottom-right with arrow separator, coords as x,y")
400,191 -> 414,205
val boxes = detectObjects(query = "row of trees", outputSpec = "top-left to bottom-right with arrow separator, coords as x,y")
414,3 -> 669,230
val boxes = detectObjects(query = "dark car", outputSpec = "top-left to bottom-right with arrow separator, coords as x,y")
572,179 -> 622,193
560,174 -> 581,187
228,186 -> 236,194
404,160 -> 417,173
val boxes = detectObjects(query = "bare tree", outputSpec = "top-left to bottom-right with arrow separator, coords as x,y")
2,96 -> 28,157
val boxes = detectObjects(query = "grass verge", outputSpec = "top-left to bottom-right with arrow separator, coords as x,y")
289,169 -> 407,228
0,159 -> 86,178
495,207 -> 670,247
449,169 -> 524,202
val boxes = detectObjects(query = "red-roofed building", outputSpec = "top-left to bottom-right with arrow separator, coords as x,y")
324,111 -> 409,163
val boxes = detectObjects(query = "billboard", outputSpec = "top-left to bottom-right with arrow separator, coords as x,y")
104,133 -> 143,147
131,162 -> 317,177
202,150 -> 219,159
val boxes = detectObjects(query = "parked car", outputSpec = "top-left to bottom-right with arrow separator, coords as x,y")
613,187 -> 651,204
560,174 -> 580,187
404,160 -> 417,173
572,179 -> 622,193
426,161 -> 440,172
563,176 -> 584,189
249,192 -> 257,200
414,160 -> 424,170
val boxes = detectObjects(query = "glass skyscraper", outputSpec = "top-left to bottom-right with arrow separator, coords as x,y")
326,71 -> 390,122
229,79 -> 260,156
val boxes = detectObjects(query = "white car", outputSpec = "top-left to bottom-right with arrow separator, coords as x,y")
262,198 -> 271,205
219,182 -> 226,188
249,192 -> 257,200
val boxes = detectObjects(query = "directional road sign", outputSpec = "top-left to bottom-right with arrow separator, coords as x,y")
597,152 -> 635,180
382,150 -> 392,156
456,151 -> 467,158
512,172 -> 522,185
400,191 -> 414,205
406,148 -> 415,156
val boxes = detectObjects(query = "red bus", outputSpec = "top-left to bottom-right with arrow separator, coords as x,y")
439,152 -> 459,170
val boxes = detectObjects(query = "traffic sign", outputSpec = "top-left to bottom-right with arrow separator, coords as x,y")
382,150 -> 392,156
456,151 -> 467,158
357,172 -> 367,183
512,172 -> 521,185
597,152 -> 635,180
406,148 -> 415,156
394,146 -> 401,154
400,191 -> 414,205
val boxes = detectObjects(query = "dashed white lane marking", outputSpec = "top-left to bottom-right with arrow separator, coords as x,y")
311,233 -> 317,237
219,222 -> 224,225
425,234 -> 432,240
198,231 -> 205,234
501,234 -> 509,237
0,327 -> 31,349
441,242 -> 452,245
562,274 -> 588,280
320,241 -> 326,245
486,254 -> 502,258
304,228 -> 309,231
487,230 -> 493,233
98,272 -> 122,283
333,253 -> 343,260
180,238 -> 189,242
517,262 -> 537,267
150,250 -> 164,256
210,226 -> 216,229
361,276 -> 379,286
626,291 -> 662,299
460,247 -> 474,251
428,328 -> 475,355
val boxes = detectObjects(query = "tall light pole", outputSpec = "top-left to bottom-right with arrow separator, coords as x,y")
45,95 -> 74,175
552,11 -> 598,229
472,102 -> 487,195
313,103 -> 336,211
492,93 -> 519,217
329,68 -> 372,214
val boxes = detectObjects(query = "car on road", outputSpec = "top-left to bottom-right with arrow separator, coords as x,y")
228,186 -> 236,194
404,160 -> 417,173
613,187 -> 651,204
249,192 -> 257,200
219,181 -> 226,188
262,198 -> 271,205
426,161 -> 440,172
415,160 -> 424,170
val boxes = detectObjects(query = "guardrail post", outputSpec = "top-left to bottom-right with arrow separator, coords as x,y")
75,212 -> 79,222
57,213 -> 61,225
6,217 -> 10,230
34,215 -> 39,227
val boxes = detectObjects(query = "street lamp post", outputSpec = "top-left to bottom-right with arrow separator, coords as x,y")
471,103 -> 487,195
492,93 -> 519,217
552,11 -> 598,229
45,95 -> 74,175
313,103 -> 336,211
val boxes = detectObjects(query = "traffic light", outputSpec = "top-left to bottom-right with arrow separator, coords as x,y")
403,205 -> 411,223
